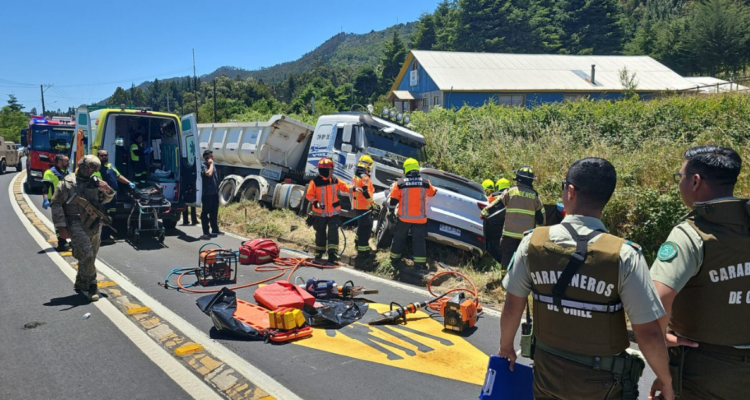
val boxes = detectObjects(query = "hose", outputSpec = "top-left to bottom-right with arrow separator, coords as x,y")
162,267 -> 202,289
336,209 -> 374,257
425,270 -> 483,314
173,257 -> 340,294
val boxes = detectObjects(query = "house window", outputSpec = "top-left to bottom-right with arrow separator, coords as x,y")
402,102 -> 409,112
422,94 -> 429,111
433,95 -> 440,107
564,94 -> 587,102
497,94 -> 525,107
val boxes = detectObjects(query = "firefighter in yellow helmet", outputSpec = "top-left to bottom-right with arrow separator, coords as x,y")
481,177 -> 513,264
389,158 -> 437,270
352,155 -> 377,269
482,179 -> 497,202
496,167 -> 544,273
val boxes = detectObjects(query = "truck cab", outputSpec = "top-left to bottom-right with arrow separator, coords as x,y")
304,113 -> 426,191
23,116 -> 75,191
71,105 -> 201,230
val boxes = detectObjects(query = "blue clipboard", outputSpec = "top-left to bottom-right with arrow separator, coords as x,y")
479,355 -> 534,400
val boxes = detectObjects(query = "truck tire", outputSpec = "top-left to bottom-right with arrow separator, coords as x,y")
219,179 -> 236,206
0,160 -> 6,175
240,181 -> 262,203
375,209 -> 395,249
15,160 -> 22,171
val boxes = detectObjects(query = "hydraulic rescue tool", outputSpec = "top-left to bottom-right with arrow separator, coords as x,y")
368,295 -> 447,325
198,243 -> 238,286
441,292 -> 478,332
298,277 -> 379,299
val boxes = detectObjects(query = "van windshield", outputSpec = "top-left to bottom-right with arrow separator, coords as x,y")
30,126 -> 74,153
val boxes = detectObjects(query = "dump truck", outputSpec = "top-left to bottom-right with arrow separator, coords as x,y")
0,136 -> 23,174
197,112 -> 427,216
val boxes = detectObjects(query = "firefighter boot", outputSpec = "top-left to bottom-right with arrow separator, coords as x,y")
327,251 -> 339,264
354,251 -> 375,271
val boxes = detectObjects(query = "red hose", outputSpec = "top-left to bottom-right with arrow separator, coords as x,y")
175,257 -> 340,293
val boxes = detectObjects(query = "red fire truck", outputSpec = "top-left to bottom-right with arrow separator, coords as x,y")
21,116 -> 75,192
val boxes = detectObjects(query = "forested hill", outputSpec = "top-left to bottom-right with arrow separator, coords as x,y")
202,23 -> 417,83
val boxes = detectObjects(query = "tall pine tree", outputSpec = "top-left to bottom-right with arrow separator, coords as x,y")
556,0 -> 625,54
380,30 -> 407,93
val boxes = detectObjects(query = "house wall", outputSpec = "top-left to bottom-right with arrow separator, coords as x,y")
395,62 -> 440,93
444,91 -> 656,109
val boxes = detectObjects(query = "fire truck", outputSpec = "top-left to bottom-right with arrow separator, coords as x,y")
21,116 -> 75,192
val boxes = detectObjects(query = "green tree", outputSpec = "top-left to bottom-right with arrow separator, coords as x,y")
433,0 -> 460,51
556,0 -> 625,54
131,87 -> 147,107
29,107 -> 37,115
353,66 -> 380,104
411,13 -> 437,50
109,86 -> 131,106
681,0 -> 750,75
0,105 -> 28,142
6,94 -> 24,112
380,30 -> 407,94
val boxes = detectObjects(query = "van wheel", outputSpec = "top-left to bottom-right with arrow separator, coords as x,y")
240,181 -> 261,202
375,209 -> 395,249
0,160 -> 6,175
219,180 -> 236,206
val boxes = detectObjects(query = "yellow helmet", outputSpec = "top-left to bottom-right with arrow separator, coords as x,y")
403,158 -> 420,174
482,179 -> 495,194
496,178 -> 510,191
358,155 -> 374,171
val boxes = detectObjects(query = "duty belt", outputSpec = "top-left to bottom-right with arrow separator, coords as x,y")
536,340 -> 627,373
533,293 -> 623,314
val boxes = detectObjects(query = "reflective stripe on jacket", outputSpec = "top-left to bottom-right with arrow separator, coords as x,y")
306,176 -> 351,217
43,166 -> 66,198
499,185 -> 544,238
351,169 -> 375,210
391,174 -> 437,224
130,143 -> 143,162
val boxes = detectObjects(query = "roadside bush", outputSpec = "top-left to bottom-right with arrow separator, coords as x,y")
410,93 -> 750,263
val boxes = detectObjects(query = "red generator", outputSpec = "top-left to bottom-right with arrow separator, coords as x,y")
239,239 -> 280,265
198,243 -> 238,286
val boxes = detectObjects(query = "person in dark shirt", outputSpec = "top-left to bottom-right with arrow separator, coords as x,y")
199,150 -> 222,240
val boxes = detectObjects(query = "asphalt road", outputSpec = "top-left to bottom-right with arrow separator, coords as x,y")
0,167 -> 193,400
5,162 -> 660,400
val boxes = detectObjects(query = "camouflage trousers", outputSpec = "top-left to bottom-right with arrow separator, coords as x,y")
69,221 -> 101,291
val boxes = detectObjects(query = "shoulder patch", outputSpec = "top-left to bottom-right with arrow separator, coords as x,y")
523,229 -> 534,236
657,241 -> 678,261
625,240 -> 642,252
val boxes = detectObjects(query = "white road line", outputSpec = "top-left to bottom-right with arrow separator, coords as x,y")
9,174 -> 222,400
18,176 -> 303,400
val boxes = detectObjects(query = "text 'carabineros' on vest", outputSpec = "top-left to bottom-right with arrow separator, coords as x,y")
531,270 -> 615,297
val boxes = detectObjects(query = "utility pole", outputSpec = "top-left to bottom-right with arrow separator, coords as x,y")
193,48 -> 199,120
213,78 -> 217,123
40,85 -> 46,116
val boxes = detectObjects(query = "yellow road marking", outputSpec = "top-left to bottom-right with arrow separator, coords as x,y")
175,343 -> 204,356
293,303 -> 488,385
126,307 -> 152,315
59,251 -> 72,257
97,281 -> 117,288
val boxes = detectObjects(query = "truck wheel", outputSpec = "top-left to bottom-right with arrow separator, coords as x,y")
162,219 -> 178,231
0,160 -> 6,175
375,209 -> 395,249
219,180 -> 236,206
240,181 -> 261,203
15,160 -> 22,171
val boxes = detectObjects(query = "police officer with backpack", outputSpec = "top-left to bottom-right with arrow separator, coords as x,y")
498,157 -> 674,400
651,145 -> 749,400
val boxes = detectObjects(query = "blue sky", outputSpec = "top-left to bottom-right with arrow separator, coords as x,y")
0,0 -> 438,113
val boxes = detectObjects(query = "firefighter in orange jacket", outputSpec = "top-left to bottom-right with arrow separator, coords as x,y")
389,158 -> 437,270
352,155 -> 377,269
305,157 -> 351,262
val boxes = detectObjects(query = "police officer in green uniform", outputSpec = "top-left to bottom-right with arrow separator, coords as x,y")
651,145 -> 749,400
94,149 -> 136,244
498,157 -> 674,400
42,154 -> 70,251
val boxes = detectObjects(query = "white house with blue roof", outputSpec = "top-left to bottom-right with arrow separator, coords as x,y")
388,50 -> 698,111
